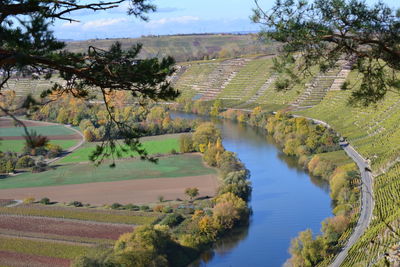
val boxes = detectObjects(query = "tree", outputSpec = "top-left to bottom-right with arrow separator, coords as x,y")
23,131 -> 49,155
5,160 -> 15,173
253,0 -> 400,106
210,99 -> 222,117
0,0 -> 179,164
184,187 -> 199,201
192,122 -> 221,151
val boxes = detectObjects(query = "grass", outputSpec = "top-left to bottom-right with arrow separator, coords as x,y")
0,154 -> 215,189
0,140 -> 78,153
0,125 -> 76,137
0,228 -> 115,246
0,205 -> 159,225
0,236 -> 92,259
59,136 -> 179,164
316,150 -> 354,166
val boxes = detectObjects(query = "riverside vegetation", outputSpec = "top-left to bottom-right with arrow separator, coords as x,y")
171,101 -> 361,266
72,122 -> 252,266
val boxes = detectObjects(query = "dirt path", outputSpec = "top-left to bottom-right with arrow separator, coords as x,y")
0,174 -> 219,205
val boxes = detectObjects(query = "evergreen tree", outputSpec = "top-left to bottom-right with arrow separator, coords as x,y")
0,0 -> 179,163
253,0 -> 400,106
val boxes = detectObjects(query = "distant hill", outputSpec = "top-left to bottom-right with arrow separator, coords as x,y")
65,34 -> 278,62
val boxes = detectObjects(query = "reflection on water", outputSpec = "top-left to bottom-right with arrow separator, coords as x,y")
171,112 -> 332,267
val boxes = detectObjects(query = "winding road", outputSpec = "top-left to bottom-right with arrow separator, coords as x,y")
289,114 -> 374,266
45,124 -> 85,165
330,143 -> 374,267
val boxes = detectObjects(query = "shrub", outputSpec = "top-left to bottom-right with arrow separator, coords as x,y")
23,197 -> 35,204
158,195 -> 164,203
39,197 -> 50,205
140,205 -> 150,212
111,203 -> 122,210
153,205 -> 164,213
31,160 -> 47,173
16,156 -> 35,168
159,213 -> 184,227
184,187 -> 199,201
162,206 -> 173,214
70,201 -> 83,207
46,144 -> 62,158
124,204 -> 139,211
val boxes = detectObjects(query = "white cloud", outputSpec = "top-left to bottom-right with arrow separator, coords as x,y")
61,21 -> 81,28
146,16 -> 200,28
61,18 -> 128,30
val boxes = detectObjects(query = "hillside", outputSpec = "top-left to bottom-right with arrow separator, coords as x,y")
4,52 -> 400,266
172,56 -> 400,266
65,34 -> 278,62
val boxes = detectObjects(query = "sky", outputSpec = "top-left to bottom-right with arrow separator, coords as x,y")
53,0 -> 400,40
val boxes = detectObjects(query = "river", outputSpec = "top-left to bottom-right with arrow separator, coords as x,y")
172,112 -> 332,267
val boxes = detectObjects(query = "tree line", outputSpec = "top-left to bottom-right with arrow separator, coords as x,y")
73,122 -> 252,266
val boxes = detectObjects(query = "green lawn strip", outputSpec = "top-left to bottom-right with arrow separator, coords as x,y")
0,206 -> 158,225
316,150 -> 354,166
0,236 -> 92,259
0,154 -> 215,189
0,125 -> 76,137
59,137 -> 179,164
0,140 -> 78,153
0,229 -> 114,245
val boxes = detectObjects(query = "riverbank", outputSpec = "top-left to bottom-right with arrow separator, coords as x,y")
170,105 -> 365,266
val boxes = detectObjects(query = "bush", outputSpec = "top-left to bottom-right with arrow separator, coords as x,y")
153,205 -> 164,213
46,144 -> 62,158
23,197 -> 35,204
70,201 -> 83,207
31,160 -> 47,173
162,206 -> 173,213
39,197 -> 50,205
159,213 -> 184,227
140,205 -> 150,212
124,204 -> 139,211
16,156 -> 35,168
111,203 -> 122,210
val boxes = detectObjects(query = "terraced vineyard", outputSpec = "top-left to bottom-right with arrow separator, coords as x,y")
174,56 -> 355,111
297,81 -> 400,172
293,69 -> 400,265
217,56 -> 274,102
3,77 -> 65,97
174,55 -> 301,108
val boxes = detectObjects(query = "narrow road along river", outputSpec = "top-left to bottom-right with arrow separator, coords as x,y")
172,113 -> 333,267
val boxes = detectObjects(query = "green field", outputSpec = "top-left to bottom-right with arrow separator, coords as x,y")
59,136 -> 179,164
0,154 -> 215,189
0,125 -> 76,137
0,205 -> 159,225
0,140 -> 78,153
0,236 -> 92,260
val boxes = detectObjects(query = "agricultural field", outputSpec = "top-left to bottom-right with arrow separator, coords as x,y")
59,134 -> 180,164
0,202 -> 159,267
0,153 -> 214,189
0,140 -> 77,153
65,34 -> 278,62
0,118 -> 80,153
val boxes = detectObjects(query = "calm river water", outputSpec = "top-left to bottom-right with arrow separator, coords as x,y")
171,113 -> 332,267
